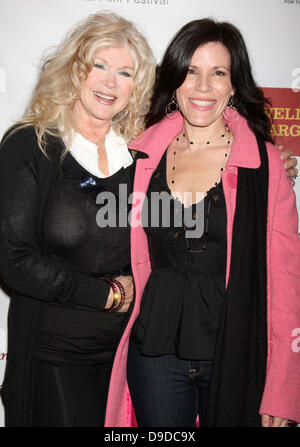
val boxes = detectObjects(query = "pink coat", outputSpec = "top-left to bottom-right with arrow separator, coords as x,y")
105,112 -> 300,426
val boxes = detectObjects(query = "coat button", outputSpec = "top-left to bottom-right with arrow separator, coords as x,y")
227,173 -> 238,189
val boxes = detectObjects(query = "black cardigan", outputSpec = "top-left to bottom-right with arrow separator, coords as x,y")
0,126 -> 111,426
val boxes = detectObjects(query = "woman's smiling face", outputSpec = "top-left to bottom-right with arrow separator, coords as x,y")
176,41 -> 234,129
74,45 -> 135,125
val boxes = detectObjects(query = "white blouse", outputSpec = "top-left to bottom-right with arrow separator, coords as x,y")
65,129 -> 133,178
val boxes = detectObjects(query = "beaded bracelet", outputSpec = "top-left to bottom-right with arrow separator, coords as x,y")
111,278 -> 126,312
102,278 -> 121,312
102,278 -> 126,312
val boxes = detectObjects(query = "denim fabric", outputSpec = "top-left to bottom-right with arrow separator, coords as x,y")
127,342 -> 212,427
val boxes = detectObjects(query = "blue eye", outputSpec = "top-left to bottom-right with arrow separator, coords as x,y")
94,63 -> 105,70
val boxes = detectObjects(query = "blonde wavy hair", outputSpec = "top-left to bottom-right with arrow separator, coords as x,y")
14,11 -> 156,153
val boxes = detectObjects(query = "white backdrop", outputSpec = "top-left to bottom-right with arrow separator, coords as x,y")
0,0 -> 299,427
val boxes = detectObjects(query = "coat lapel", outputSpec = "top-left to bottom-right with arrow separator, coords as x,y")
129,113 -> 184,264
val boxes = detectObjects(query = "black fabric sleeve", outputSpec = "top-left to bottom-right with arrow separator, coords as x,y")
0,128 -> 110,310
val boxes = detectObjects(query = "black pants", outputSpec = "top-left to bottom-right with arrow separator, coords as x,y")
32,359 -> 112,427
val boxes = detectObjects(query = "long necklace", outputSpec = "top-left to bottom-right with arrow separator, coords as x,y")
170,126 -> 232,251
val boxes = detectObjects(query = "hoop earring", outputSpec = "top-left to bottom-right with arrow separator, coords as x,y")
165,92 -> 179,118
223,95 -> 239,121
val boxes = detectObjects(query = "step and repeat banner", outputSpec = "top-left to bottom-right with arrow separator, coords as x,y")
0,0 -> 299,426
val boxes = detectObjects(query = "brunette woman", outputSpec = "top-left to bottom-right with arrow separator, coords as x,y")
106,19 -> 300,427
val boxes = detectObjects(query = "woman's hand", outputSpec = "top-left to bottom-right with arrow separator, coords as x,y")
261,414 -> 288,427
279,146 -> 298,184
105,275 -> 134,312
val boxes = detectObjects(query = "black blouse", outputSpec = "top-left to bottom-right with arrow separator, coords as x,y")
131,151 -> 227,360
36,152 -> 134,365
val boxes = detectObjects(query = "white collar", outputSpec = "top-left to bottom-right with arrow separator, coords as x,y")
66,129 -> 133,178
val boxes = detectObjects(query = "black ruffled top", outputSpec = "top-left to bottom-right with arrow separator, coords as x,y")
131,151 -> 227,360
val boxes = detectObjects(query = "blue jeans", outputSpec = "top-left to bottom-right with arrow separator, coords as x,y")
127,342 -> 212,427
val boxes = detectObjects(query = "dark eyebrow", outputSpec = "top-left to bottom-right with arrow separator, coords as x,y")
189,65 -> 230,70
212,65 -> 230,70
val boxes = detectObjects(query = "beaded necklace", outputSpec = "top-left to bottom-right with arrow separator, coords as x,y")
170,125 -> 232,252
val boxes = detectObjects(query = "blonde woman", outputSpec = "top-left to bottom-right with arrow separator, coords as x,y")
0,12 -> 155,427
